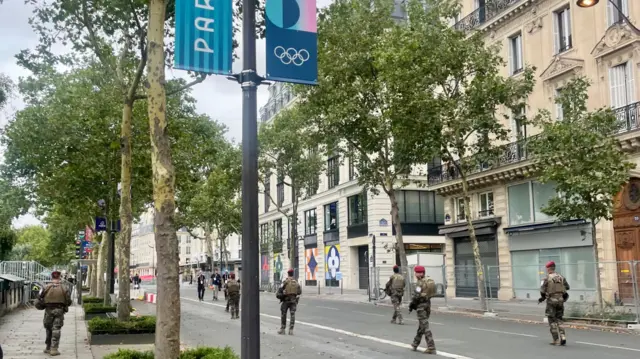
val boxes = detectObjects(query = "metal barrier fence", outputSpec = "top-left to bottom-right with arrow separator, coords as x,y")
0,261 -> 53,282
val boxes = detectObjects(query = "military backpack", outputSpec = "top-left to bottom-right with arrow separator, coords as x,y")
226,279 -> 240,294
283,278 -> 300,296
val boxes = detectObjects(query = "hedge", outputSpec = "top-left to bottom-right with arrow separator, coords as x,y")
83,303 -> 117,314
87,316 -> 156,335
103,347 -> 238,359
82,296 -> 103,304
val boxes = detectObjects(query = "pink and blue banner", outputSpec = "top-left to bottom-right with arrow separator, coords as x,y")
265,0 -> 318,84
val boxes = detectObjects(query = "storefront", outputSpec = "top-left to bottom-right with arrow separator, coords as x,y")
439,218 -> 501,298
505,220 -> 595,301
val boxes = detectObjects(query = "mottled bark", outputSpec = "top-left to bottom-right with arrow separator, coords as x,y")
389,189 -> 410,297
147,1 -> 180,357
117,102 -> 134,320
96,233 -> 107,299
461,178 -> 487,311
103,229 -> 113,306
591,220 -> 604,310
88,249 -> 96,297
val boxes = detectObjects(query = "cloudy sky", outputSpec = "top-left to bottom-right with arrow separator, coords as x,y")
0,0 -> 331,228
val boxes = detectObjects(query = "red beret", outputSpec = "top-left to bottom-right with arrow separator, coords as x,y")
287,268 -> 295,274
414,265 -> 425,273
230,273 -> 236,279
393,265 -> 399,270
545,261 -> 555,268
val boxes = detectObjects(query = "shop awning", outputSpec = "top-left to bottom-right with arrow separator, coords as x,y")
503,219 -> 586,234
438,218 -> 501,238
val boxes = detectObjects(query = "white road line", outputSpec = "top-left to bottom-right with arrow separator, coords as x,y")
353,310 -> 384,317
315,305 -> 339,310
181,297 -> 474,359
576,341 -> 640,352
468,327 -> 538,338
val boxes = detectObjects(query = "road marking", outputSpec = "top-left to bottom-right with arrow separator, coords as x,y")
468,327 -> 537,338
353,310 -> 384,317
316,305 -> 339,310
576,341 -> 640,352
181,297 -> 475,359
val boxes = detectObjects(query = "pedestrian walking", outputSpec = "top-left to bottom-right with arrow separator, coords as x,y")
409,265 -> 437,355
225,273 -> 240,319
196,270 -> 206,301
539,261 -> 570,346
38,270 -> 72,356
211,270 -> 222,300
385,265 -> 406,325
276,269 -> 301,335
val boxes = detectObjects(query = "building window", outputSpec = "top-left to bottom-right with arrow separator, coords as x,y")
305,209 -> 317,235
238,249 -> 242,258
264,177 -> 271,213
327,155 -> 340,189
555,88 -> 564,121
260,223 -> 270,243
455,197 -> 466,222
478,192 -> 494,218
607,0 -> 629,27
324,202 -> 338,231
348,153 -> 357,181
509,33 -> 523,75
348,192 -> 368,226
511,108 -> 526,140
396,190 -> 445,223
610,61 -> 635,109
186,247 -> 191,255
274,219 -> 283,240
276,174 -> 285,207
554,6 -> 572,54
508,181 -> 557,225
186,235 -> 191,244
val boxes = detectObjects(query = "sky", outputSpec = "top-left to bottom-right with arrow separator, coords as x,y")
0,0 -> 333,228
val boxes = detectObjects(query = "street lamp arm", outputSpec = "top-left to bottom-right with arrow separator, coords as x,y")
607,0 -> 640,33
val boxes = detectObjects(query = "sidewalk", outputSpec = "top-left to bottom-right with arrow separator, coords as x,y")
0,305 -> 92,359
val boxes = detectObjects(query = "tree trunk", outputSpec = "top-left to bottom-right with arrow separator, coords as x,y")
460,179 -> 488,311
117,102 -> 134,321
291,209 -> 299,279
88,249 -> 96,297
96,233 -> 107,299
205,228 -> 213,269
389,189 -> 408,270
103,229 -> 113,306
591,220 -> 604,310
147,2 -> 180,357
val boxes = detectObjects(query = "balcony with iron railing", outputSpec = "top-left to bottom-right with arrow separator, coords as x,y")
453,0 -> 524,32
427,101 -> 640,187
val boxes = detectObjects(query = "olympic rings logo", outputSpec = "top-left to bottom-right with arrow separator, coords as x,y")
274,46 -> 310,66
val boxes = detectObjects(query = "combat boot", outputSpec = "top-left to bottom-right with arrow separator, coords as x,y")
410,345 -> 418,351
390,319 -> 396,324
43,347 -> 50,354
49,348 -> 60,356
288,328 -> 293,335
398,320 -> 404,325
425,348 -> 437,355
560,334 -> 567,346
277,328 -> 285,335
550,340 -> 559,346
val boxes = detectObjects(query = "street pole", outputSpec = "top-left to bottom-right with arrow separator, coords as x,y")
109,224 -> 115,294
238,0 -> 261,356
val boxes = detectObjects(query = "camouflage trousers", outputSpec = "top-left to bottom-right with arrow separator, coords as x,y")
390,295 -> 403,322
43,307 -> 65,349
412,302 -> 435,350
545,300 -> 565,341
280,298 -> 298,330
229,294 -> 240,317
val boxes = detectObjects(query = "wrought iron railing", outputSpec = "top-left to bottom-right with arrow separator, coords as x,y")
478,209 -> 495,218
615,101 -> 640,134
454,0 -> 523,32
427,136 -> 531,185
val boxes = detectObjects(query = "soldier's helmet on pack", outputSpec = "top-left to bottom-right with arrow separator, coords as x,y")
51,270 -> 61,279
287,268 -> 294,276
230,273 -> 236,279
393,265 -> 399,273
414,265 -> 425,274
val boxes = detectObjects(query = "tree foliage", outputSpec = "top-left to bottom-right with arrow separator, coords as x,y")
0,74 -> 11,109
529,77 -> 635,223
259,104 -> 324,271
8,225 -> 73,266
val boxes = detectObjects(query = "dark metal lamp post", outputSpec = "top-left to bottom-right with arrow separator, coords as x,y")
576,0 -> 640,33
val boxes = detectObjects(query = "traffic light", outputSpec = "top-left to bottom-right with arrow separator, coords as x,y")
75,239 -> 81,258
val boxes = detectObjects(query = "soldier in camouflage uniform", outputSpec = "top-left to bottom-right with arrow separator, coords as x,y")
409,265 -> 437,355
277,269 -> 301,335
225,273 -> 241,319
41,270 -> 72,356
539,261 -> 570,346
385,265 -> 406,324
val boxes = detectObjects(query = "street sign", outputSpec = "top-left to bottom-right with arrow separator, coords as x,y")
95,217 -> 107,232
379,218 -> 388,227
265,0 -> 318,84
174,0 -> 233,74
336,272 -> 342,281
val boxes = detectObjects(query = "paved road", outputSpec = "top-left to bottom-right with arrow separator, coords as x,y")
169,287 -> 640,359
